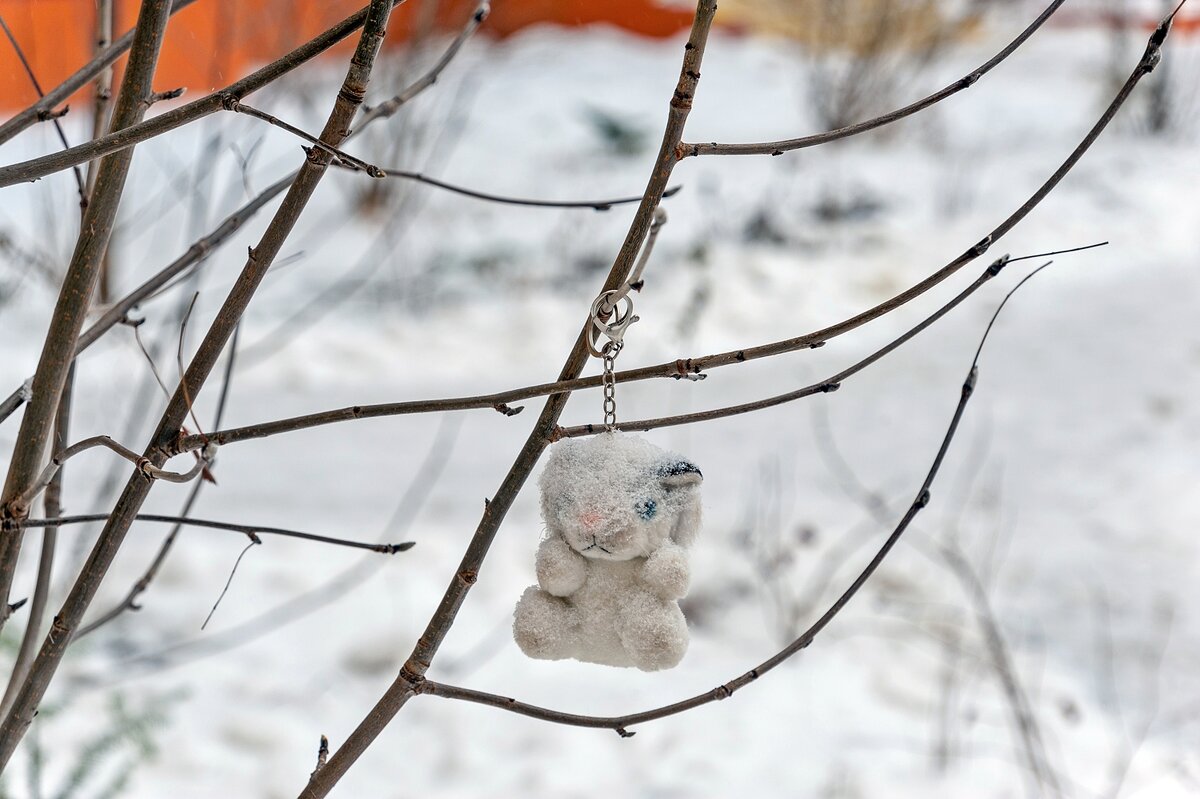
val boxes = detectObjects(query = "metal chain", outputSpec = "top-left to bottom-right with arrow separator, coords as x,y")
588,208 -> 666,431
601,340 -> 622,431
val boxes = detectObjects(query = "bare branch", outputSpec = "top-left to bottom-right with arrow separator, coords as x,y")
0,0 -> 200,145
233,98 -> 683,211
299,5 -> 720,797
14,436 -> 215,518
363,0 -> 490,119
0,14 -> 88,210
173,245 -> 1106,454
679,0 -> 1066,158
85,0 -> 116,201
347,165 -> 683,210
229,100 -> 386,176
20,515 -> 414,554
201,538 -> 260,630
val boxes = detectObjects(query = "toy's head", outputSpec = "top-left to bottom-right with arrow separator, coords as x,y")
539,433 -> 702,561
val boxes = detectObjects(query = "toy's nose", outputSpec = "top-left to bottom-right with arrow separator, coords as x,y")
579,510 -> 603,530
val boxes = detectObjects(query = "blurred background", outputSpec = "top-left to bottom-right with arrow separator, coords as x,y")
0,0 -> 1198,796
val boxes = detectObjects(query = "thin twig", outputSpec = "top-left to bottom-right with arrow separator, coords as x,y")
20,515 -> 414,554
200,537 -> 260,630
416,264 -> 1058,736
177,292 -> 206,439
348,165 -> 683,210
229,100 -> 386,177
0,0 -> 200,145
939,542 -> 1062,798
311,736 -> 329,781
679,0 -> 1066,158
0,14 -> 88,210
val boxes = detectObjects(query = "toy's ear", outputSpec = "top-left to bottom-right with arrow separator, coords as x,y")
658,460 -> 702,547
658,460 -> 702,490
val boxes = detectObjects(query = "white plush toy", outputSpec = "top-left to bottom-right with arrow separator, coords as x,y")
513,432 -> 702,671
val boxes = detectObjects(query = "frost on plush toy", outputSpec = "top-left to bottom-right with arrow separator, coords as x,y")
513,432 -> 702,671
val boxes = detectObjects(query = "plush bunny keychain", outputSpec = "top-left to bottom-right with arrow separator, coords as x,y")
513,227 -> 704,671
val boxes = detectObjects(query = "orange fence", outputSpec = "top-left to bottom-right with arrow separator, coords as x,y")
0,0 -> 695,111
2,2 -> 1196,113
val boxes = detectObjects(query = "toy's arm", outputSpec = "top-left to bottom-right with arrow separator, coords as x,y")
536,535 -> 587,597
641,541 -> 690,600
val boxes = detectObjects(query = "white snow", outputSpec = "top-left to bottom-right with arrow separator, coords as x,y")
0,6 -> 1198,798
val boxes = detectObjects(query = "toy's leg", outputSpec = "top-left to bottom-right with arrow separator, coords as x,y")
616,593 -> 688,672
512,586 -> 580,661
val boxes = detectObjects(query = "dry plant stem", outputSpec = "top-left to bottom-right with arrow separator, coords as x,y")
0,0 -> 490,426
297,5 -> 717,796
0,0 -> 175,631
939,543 -> 1061,797
0,0 -> 410,188
20,515 -> 414,555
0,0 -> 396,769
0,15 -> 88,210
0,0 -> 199,146
679,0 -> 1066,158
0,369 -> 72,720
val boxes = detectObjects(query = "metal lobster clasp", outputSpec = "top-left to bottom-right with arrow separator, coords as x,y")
587,289 -> 639,358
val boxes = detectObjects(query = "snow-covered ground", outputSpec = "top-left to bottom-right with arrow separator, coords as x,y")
0,6 -> 1198,798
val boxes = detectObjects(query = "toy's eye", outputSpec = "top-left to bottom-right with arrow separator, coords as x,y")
635,499 -> 657,520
